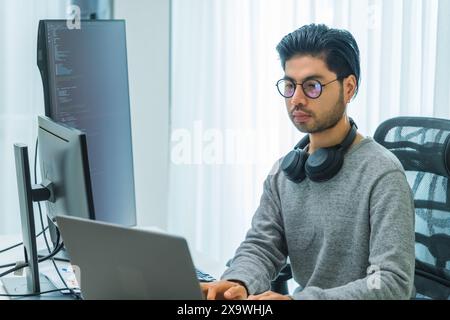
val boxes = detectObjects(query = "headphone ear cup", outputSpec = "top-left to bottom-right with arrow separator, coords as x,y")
281,149 -> 308,183
305,148 -> 344,182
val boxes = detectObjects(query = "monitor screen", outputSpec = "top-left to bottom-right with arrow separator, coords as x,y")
37,20 -> 136,226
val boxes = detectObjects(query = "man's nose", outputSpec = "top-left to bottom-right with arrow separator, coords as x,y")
289,85 -> 307,111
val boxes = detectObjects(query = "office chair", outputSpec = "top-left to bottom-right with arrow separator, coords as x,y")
271,116 -> 450,299
373,116 -> 450,299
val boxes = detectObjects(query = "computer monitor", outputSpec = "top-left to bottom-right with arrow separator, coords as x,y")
2,116 -> 93,296
37,116 -> 95,220
37,19 -> 136,227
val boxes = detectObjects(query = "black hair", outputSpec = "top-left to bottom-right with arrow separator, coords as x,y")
276,24 -> 361,96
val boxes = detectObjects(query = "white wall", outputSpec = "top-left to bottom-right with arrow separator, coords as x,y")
114,0 -> 170,230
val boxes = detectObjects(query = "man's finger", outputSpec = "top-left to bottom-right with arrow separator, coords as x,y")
224,286 -> 245,300
200,283 -> 210,295
247,291 -> 271,300
206,287 -> 217,300
248,294 -> 266,300
247,291 -> 291,300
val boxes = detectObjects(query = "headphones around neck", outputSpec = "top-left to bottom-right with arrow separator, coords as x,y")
281,118 -> 358,183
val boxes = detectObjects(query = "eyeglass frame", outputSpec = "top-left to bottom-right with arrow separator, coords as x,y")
276,76 -> 344,99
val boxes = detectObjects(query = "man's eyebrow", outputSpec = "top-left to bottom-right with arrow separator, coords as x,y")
283,74 -> 326,82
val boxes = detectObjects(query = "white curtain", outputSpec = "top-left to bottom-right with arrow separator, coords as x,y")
169,0 -> 450,275
0,0 -> 66,234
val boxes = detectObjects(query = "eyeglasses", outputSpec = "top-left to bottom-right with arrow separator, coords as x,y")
276,77 -> 341,99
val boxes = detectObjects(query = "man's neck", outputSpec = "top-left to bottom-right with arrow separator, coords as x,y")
308,116 -> 361,154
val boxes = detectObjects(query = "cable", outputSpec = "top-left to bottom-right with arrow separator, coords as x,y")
0,242 -> 23,255
48,256 -> 81,299
0,236 -> 81,299
0,240 -> 64,278
0,288 -> 73,298
0,227 -> 49,256
0,227 -> 48,256
36,210 -> 80,299
0,262 -> 21,269
34,137 -> 81,300
47,227 -> 81,299
34,138 -> 52,254
0,226 -> 63,278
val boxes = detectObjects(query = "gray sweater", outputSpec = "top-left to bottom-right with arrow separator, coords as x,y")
221,137 -> 415,299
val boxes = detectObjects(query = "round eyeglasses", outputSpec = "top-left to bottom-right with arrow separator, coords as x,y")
276,78 -> 340,99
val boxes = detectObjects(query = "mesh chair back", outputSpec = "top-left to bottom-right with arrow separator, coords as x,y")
374,117 -> 450,299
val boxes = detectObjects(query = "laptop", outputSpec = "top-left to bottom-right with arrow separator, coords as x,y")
56,215 -> 204,300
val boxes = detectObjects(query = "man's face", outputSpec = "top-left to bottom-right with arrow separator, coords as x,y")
283,55 -> 346,133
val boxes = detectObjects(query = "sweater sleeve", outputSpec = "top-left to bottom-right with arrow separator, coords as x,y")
221,172 -> 288,295
294,170 -> 416,300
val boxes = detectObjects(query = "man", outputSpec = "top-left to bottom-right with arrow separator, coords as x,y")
201,24 -> 415,300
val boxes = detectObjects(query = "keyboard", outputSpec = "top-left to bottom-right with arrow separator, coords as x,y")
196,268 -> 216,282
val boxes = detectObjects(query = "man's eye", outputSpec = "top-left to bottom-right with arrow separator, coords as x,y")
285,83 -> 294,89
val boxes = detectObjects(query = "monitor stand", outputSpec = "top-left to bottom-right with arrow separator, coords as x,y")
1,274 -> 59,299
1,144 -> 60,298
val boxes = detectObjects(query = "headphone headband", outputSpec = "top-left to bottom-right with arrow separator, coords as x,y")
293,117 -> 357,151
294,134 -> 309,150
338,118 -> 357,151
282,117 -> 358,183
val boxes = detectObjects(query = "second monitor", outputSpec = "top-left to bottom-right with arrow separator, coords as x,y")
37,19 -> 136,227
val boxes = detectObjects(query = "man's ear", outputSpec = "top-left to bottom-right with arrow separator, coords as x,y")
343,75 -> 357,103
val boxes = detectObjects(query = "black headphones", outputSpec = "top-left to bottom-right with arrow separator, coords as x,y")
281,118 -> 358,183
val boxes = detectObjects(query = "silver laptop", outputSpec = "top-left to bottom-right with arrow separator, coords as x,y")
56,215 -> 204,300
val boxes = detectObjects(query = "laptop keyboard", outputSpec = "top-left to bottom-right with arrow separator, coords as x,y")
196,268 -> 216,282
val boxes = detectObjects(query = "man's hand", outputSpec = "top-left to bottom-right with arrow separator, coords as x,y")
200,280 -> 248,300
247,290 -> 293,300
